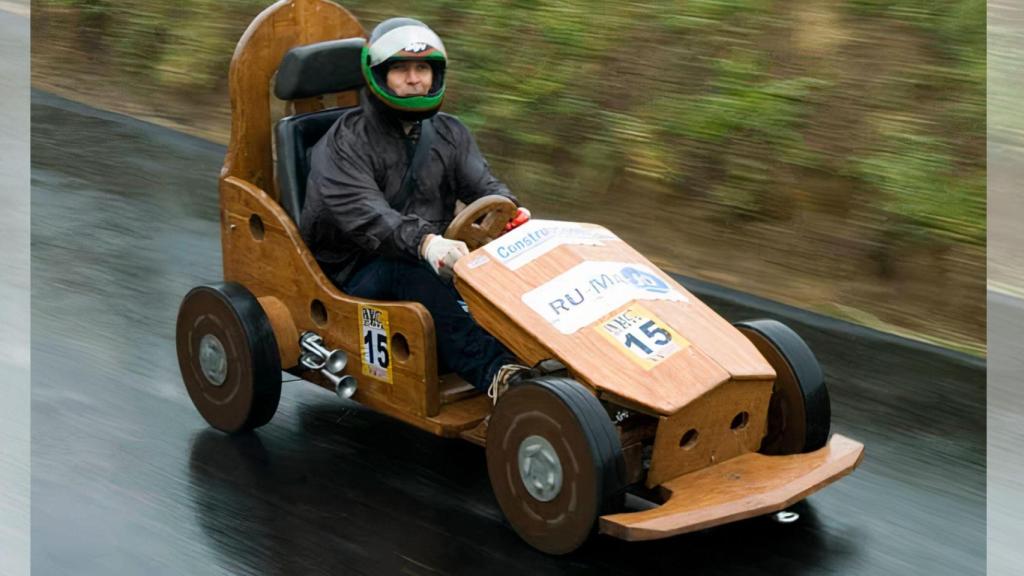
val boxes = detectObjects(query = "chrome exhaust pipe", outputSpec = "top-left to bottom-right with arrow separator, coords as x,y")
323,371 -> 358,400
299,331 -> 358,399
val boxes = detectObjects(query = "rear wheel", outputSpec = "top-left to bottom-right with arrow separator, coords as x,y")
734,319 -> 830,454
486,376 -> 625,555
176,283 -> 281,433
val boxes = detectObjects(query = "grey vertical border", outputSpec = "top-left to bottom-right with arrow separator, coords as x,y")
0,2 -> 30,576
989,1 -> 1024,575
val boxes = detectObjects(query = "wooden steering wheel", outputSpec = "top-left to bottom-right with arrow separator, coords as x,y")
444,195 -> 518,251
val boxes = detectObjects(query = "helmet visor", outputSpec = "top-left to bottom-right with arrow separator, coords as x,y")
367,25 -> 447,67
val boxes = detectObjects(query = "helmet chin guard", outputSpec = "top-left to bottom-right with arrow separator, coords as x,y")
362,18 -> 447,120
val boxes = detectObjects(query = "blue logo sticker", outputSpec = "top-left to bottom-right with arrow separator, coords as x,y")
622,266 -> 669,294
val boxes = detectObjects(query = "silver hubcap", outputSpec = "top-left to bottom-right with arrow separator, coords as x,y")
518,435 -> 563,502
198,334 -> 228,386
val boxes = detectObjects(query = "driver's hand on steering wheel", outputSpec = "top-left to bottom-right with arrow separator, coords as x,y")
421,234 -> 469,280
502,207 -> 531,234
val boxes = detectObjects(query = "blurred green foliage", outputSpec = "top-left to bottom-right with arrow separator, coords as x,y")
848,0 -> 985,68
842,0 -> 985,245
855,128 -> 984,243
33,0 -> 985,246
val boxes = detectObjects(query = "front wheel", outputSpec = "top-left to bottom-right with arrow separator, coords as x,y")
176,283 -> 281,433
486,376 -> 625,555
734,319 -> 831,454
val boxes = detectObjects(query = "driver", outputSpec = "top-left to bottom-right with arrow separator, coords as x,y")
300,17 -> 531,399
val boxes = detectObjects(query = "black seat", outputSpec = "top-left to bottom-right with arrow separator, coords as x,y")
274,37 -> 366,226
275,108 -> 349,225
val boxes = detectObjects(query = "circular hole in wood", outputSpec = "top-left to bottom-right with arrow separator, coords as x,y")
249,214 -> 265,241
392,332 -> 410,362
679,428 -> 699,450
731,411 -> 750,431
310,299 -> 328,327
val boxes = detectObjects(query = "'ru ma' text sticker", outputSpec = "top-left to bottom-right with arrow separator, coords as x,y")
522,261 -> 689,334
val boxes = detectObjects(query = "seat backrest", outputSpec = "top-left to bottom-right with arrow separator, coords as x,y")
275,107 -> 349,226
273,37 -> 366,226
221,0 -> 364,197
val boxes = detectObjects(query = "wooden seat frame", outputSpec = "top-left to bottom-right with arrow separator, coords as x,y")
220,0 -> 486,435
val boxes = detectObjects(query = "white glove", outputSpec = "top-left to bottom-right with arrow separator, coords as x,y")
421,234 -> 469,279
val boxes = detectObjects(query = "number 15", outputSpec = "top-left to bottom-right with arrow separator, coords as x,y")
624,320 -> 671,354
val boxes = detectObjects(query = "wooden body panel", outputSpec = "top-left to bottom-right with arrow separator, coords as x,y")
221,176 -> 447,420
599,434 -> 865,540
646,379 -> 773,488
454,222 -> 775,415
456,284 -> 557,366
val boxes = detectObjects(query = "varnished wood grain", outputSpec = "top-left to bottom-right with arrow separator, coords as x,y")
645,379 -> 773,488
257,295 -> 301,366
220,176 -> 452,421
458,285 -> 555,365
599,434 -> 865,540
455,225 -> 775,415
439,373 -> 479,405
458,419 -> 489,447
444,195 -> 517,250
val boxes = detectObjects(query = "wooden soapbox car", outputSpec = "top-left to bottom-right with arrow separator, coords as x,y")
174,0 -> 864,555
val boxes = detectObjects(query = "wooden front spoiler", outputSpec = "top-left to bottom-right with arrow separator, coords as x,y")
599,434 -> 864,541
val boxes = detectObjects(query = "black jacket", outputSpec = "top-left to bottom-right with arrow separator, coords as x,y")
300,94 -> 518,284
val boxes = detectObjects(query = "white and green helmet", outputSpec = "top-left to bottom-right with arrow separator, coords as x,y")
361,18 -> 447,119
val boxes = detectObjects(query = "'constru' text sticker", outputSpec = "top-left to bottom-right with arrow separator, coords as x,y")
484,220 -> 616,270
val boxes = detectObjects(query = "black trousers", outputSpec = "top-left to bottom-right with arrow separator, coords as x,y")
341,257 -> 516,391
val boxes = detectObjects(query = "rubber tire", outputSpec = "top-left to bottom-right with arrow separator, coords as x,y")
176,283 -> 281,433
734,319 -> 831,454
486,376 -> 625,555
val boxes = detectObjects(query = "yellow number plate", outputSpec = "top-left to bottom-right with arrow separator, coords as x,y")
359,304 -> 393,383
594,304 -> 688,370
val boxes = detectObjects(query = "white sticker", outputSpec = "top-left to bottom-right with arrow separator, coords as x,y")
359,304 -> 392,383
466,255 -> 491,269
484,219 -> 617,270
522,261 -> 689,334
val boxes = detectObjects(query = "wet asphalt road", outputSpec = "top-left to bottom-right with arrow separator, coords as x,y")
30,90 -> 986,575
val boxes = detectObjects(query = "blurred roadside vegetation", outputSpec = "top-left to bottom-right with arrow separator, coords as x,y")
31,0 -> 986,354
